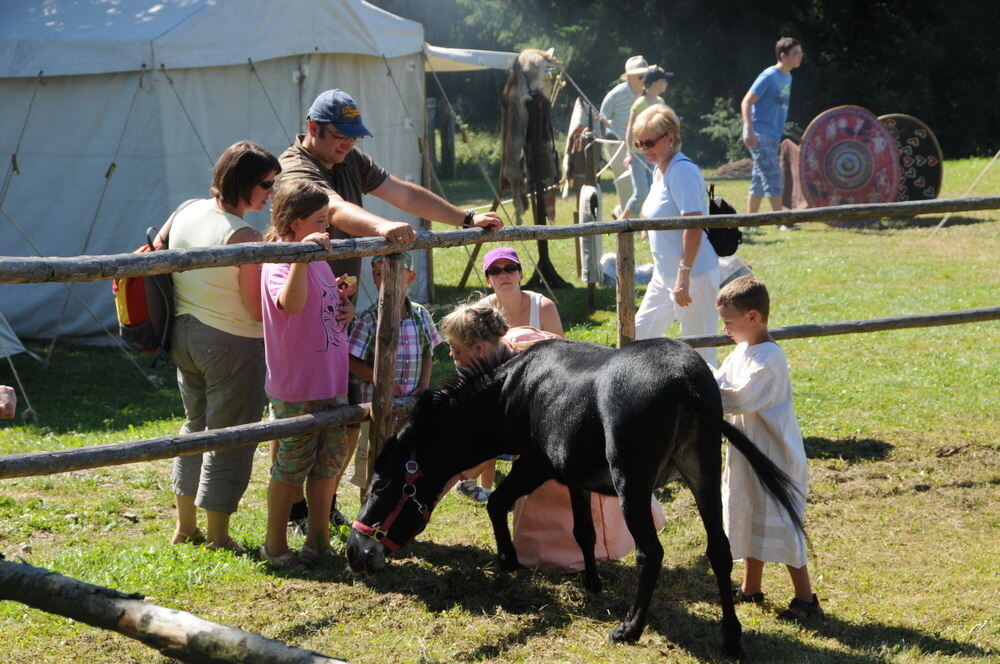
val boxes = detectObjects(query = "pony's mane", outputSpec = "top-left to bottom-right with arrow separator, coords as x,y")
410,353 -> 506,428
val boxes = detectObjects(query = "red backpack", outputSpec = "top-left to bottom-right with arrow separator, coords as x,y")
112,200 -> 196,365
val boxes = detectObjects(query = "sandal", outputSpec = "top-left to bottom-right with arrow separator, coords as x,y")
205,537 -> 247,554
299,543 -> 337,567
455,480 -> 489,503
778,594 -> 825,622
732,587 -> 765,604
170,527 -> 205,545
259,544 -> 303,570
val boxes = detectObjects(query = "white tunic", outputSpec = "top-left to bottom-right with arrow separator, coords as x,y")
715,341 -> 808,567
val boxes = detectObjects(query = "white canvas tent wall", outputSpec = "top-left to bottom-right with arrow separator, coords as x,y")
0,0 -> 428,344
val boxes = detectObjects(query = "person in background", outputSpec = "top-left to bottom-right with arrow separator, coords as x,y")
599,56 -> 648,217
741,37 -> 804,222
632,104 -> 720,367
169,141 -> 278,551
623,65 -> 672,220
347,253 -> 442,496
714,276 -> 822,621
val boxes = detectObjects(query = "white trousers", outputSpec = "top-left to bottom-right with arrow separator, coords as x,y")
635,267 -> 720,367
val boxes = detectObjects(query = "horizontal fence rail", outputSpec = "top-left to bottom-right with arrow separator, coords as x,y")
0,400 -> 414,480
679,305 -> 1000,347
1,197 -> 997,283
2,307 -> 998,481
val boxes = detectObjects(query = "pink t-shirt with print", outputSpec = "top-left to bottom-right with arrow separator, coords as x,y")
262,261 -> 349,402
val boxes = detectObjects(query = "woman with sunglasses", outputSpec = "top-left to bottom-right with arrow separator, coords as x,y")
622,66 -> 671,219
449,247 -> 564,502
168,141 -> 280,551
479,246 -> 563,337
632,104 -> 720,366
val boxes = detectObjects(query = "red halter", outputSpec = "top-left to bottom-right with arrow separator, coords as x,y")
352,450 -> 431,552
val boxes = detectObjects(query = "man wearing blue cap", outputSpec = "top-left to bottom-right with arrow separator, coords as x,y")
278,89 -> 502,280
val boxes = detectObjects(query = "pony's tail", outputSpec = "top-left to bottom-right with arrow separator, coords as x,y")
720,420 -> 805,535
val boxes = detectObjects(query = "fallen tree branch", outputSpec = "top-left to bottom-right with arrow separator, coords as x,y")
0,559 -> 347,663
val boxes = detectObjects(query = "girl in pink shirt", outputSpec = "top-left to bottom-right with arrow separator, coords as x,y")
259,181 -> 352,568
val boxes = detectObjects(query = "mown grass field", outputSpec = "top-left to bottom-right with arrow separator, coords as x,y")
0,158 -> 997,663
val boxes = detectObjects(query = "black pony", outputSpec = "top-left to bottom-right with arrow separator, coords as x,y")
347,338 -> 802,657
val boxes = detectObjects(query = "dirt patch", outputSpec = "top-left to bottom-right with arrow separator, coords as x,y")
706,158 -> 752,179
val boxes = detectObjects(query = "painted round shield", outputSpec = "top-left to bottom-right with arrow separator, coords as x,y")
799,106 -> 900,227
878,113 -> 943,201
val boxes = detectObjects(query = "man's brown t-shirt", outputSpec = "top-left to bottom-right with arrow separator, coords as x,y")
277,134 -> 389,279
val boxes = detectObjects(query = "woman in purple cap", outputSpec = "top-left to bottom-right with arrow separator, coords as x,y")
449,247 -> 564,503
478,246 -> 563,336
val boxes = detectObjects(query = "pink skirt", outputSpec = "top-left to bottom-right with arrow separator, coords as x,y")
513,479 -> 667,573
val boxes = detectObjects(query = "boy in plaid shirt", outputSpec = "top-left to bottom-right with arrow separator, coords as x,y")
348,252 -> 441,489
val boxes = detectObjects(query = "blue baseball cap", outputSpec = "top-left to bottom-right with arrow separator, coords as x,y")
307,89 -> 373,138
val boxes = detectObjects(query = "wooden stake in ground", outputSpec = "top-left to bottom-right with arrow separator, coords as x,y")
0,559 -> 347,663
366,253 -> 406,485
616,231 -> 636,347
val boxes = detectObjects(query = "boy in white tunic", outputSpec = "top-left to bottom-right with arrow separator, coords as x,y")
714,276 -> 823,621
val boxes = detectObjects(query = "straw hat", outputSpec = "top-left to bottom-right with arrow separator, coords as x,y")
620,55 -> 650,80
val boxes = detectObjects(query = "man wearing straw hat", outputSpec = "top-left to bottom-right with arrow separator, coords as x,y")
599,55 -> 649,217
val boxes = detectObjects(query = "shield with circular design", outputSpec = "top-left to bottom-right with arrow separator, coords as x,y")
799,106 -> 900,227
878,113 -> 943,201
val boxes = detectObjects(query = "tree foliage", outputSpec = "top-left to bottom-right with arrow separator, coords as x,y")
374,0 -> 998,163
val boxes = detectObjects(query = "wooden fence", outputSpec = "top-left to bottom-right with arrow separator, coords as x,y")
1,196 -> 998,483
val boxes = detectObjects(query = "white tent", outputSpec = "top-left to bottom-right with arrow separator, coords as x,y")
0,309 -> 28,360
0,0 -> 434,343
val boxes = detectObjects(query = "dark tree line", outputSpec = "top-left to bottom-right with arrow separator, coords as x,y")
376,0 -> 998,164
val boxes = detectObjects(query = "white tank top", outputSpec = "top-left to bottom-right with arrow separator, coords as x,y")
486,291 -> 543,329
171,198 -> 262,338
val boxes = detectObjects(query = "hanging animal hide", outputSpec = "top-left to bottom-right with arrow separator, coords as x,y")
499,48 -> 561,224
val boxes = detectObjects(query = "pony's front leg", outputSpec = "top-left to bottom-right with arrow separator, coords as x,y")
567,486 -> 601,592
487,459 -> 548,572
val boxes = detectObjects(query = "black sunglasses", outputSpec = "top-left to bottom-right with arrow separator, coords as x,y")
634,133 -> 668,149
258,180 -> 275,190
485,264 -> 521,277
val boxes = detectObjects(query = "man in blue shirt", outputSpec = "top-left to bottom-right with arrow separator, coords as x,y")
741,38 -> 804,216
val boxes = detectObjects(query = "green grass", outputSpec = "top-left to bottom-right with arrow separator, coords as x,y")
0,157 -> 997,663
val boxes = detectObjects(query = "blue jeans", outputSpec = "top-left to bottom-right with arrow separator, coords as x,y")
748,133 -> 782,198
624,152 -> 654,217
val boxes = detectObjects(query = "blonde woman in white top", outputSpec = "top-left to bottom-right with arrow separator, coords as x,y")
169,141 -> 279,551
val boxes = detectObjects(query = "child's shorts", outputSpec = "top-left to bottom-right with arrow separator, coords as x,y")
269,395 -> 349,485
748,133 -> 783,198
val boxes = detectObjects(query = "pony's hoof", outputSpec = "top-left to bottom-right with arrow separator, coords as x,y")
608,623 -> 640,644
497,552 -> 520,572
583,573 -> 602,593
721,638 -> 743,659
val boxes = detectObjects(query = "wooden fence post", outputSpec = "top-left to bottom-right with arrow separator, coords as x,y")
366,253 -> 406,488
616,231 -> 636,347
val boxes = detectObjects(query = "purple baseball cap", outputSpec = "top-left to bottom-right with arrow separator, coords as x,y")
308,89 -> 373,138
483,246 -> 521,273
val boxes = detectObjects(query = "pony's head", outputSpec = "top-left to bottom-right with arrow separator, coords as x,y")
347,364 -> 504,575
